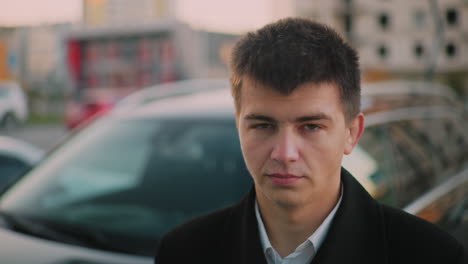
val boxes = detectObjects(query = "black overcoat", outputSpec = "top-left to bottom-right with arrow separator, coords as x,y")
155,168 -> 467,264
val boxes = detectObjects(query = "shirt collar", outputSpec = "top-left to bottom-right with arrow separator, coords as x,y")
255,184 -> 343,256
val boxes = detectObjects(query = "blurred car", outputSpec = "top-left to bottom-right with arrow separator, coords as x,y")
344,80 -> 468,207
113,79 -> 227,113
0,136 -> 44,192
64,100 -> 112,130
65,79 -> 227,130
404,166 -> 468,249
0,79 -> 466,263
0,81 -> 28,130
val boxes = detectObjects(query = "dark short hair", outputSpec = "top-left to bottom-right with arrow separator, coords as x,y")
230,17 -> 361,121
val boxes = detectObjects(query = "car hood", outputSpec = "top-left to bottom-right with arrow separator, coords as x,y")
0,226 -> 151,264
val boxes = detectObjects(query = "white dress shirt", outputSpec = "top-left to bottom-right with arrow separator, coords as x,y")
255,187 -> 343,264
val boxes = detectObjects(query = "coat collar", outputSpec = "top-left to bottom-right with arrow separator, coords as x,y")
230,184 -> 267,263
311,168 -> 388,263
232,168 -> 388,264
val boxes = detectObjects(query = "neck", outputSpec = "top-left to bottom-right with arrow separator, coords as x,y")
256,182 -> 341,257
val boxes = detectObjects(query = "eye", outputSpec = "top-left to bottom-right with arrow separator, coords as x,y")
302,124 -> 321,131
250,123 -> 274,130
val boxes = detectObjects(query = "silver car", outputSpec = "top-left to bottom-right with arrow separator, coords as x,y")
0,80 -> 466,263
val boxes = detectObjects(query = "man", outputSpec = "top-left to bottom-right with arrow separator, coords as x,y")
155,18 -> 467,263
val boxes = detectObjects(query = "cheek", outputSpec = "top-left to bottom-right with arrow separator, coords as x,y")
239,133 -> 270,173
305,131 -> 346,163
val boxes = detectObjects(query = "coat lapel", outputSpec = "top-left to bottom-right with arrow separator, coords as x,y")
229,187 -> 268,264
311,168 -> 388,264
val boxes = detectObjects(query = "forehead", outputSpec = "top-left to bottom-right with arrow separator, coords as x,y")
243,77 -> 339,102
238,78 -> 345,121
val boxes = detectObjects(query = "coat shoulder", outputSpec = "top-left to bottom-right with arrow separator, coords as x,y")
154,204 -> 237,262
380,204 -> 467,263
165,204 -> 235,242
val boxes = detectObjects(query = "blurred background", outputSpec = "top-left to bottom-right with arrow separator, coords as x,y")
0,0 -> 467,151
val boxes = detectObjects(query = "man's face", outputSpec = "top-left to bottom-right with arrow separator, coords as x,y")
236,78 -> 363,208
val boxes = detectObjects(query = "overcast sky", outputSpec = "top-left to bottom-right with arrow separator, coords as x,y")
0,0 -> 279,33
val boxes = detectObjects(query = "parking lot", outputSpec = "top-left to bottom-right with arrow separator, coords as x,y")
0,123 -> 68,151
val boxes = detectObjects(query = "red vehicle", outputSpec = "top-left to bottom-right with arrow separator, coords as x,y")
64,94 -> 114,129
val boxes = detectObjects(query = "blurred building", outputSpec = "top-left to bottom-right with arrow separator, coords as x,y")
294,0 -> 468,97
64,16 -> 239,128
83,0 -> 175,26
67,0 -> 241,94
6,24 -> 73,116
0,24 -> 70,92
66,20 -> 238,94
9,24 -> 71,91
0,27 -> 17,81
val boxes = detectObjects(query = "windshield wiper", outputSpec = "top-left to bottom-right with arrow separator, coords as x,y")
38,219 -> 147,255
0,212 -> 145,255
0,211 -> 84,245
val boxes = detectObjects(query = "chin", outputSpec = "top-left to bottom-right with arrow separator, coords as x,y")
273,197 -> 306,209
265,188 -> 308,208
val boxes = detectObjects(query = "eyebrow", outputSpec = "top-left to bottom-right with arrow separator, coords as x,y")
244,114 -> 275,122
244,113 -> 332,122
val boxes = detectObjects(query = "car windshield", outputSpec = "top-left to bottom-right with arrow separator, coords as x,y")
0,109 -> 466,256
0,116 -> 252,255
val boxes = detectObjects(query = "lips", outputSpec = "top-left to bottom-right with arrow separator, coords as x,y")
267,173 -> 303,186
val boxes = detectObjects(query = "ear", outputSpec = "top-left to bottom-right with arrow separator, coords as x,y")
344,113 -> 365,155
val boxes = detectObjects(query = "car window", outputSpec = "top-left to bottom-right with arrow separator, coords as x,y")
40,121 -> 157,207
390,116 -> 466,206
353,114 -> 467,209
0,118 -> 252,254
0,154 -> 30,190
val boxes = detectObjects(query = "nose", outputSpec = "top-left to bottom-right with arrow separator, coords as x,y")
270,128 -> 300,163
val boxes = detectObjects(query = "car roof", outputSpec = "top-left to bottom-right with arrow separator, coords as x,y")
113,88 -> 236,120
361,80 -> 457,101
0,136 -> 44,163
113,78 -> 229,113
404,165 -> 468,215
109,79 -> 465,124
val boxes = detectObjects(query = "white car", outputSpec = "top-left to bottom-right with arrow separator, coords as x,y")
0,81 -> 28,130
